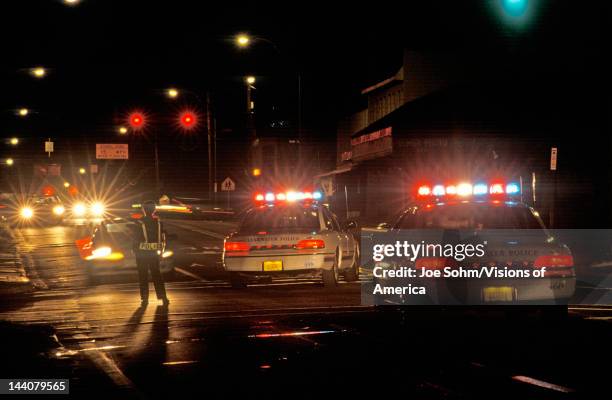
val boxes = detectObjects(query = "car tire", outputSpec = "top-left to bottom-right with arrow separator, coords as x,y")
343,244 -> 360,282
229,272 -> 247,289
322,249 -> 340,288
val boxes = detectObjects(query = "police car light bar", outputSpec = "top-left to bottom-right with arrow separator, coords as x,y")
254,190 -> 323,203
417,181 -> 520,198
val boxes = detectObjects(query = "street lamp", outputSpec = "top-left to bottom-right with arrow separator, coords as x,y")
233,32 -> 301,139
17,108 -> 29,117
79,167 -> 86,175
118,126 -> 128,135
10,137 -> 19,146
63,0 -> 81,5
6,158 -> 14,166
236,34 -> 250,48
246,76 -> 256,85
166,88 -> 179,99
64,182 -> 70,188
30,67 -> 46,78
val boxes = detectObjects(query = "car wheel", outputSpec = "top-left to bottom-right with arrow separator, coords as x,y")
229,272 -> 247,289
343,244 -> 360,282
322,249 -> 340,288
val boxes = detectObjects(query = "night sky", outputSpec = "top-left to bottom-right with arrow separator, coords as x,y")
0,0 -> 608,196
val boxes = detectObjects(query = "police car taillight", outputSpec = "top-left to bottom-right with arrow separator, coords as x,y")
295,239 -> 325,250
535,254 -> 575,277
534,254 -> 574,268
224,241 -> 250,252
415,257 -> 457,270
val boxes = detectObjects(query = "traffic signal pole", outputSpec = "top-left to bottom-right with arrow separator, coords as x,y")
154,130 -> 160,196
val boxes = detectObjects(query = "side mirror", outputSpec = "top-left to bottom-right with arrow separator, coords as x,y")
376,222 -> 391,230
166,233 -> 178,241
345,220 -> 358,230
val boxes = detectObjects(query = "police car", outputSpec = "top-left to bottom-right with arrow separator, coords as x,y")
223,190 -> 360,288
78,217 -> 174,284
372,180 -> 576,305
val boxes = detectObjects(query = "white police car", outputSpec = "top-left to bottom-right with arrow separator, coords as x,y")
372,180 -> 576,305
223,190 -> 360,288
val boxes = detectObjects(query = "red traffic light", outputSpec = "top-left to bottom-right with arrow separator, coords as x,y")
178,110 -> 198,130
128,112 -> 146,130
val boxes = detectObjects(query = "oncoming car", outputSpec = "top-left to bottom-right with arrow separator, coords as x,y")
372,180 -> 576,306
223,191 -> 360,288
67,199 -> 108,223
0,194 -> 65,226
78,217 -> 174,284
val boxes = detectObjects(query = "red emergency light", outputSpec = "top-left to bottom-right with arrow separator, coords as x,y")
416,180 -> 520,199
254,190 -> 323,204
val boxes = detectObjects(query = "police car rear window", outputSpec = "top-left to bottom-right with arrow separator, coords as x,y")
397,203 -> 544,230
239,206 -> 320,233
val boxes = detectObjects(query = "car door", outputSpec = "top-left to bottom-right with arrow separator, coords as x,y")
323,208 -> 351,268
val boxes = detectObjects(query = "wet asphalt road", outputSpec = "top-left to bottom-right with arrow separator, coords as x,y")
1,220 -> 612,399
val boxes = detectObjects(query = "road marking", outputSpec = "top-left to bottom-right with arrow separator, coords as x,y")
569,306 -> 612,311
511,375 -> 574,393
11,228 -> 48,290
175,267 -> 209,282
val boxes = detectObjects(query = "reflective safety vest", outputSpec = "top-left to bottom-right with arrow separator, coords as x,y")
136,219 -> 163,252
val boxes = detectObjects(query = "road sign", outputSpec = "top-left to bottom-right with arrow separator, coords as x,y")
45,139 -> 54,157
221,177 -> 235,191
550,147 -> 558,171
96,144 -> 129,160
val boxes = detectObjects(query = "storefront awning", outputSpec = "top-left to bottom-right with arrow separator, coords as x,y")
314,163 -> 355,179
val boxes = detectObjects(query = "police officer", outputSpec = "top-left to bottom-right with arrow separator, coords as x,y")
133,201 -> 169,307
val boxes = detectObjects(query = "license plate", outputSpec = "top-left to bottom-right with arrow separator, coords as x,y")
139,242 -> 159,251
482,286 -> 515,302
263,260 -> 283,272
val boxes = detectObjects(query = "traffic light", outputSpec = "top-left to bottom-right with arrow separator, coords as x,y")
128,111 -> 146,130
177,110 -> 198,130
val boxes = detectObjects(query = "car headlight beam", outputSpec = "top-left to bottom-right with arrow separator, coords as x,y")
73,203 -> 86,217
52,205 -> 65,216
90,202 -> 105,217
20,207 -> 34,219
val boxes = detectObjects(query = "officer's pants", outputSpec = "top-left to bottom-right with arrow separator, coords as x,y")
136,255 -> 167,301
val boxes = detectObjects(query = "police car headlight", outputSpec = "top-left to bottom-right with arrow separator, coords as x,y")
73,203 -> 87,217
52,205 -> 65,216
86,246 -> 112,260
90,202 -> 105,217
20,207 -> 34,219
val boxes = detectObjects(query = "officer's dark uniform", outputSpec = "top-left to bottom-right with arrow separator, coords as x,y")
132,203 -> 169,306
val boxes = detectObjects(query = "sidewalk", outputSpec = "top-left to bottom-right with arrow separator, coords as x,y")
0,225 -> 33,295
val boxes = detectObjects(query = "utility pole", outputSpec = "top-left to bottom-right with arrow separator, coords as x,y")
206,91 -> 213,200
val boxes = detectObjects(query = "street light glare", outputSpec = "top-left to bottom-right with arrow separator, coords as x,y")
64,182 -> 70,188
246,76 -> 256,84
10,137 -> 19,145
63,0 -> 81,5
18,108 -> 29,116
79,167 -> 86,175
236,34 -> 250,47
118,126 -> 128,134
167,88 -> 179,98
31,67 -> 46,78
6,158 -> 14,166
